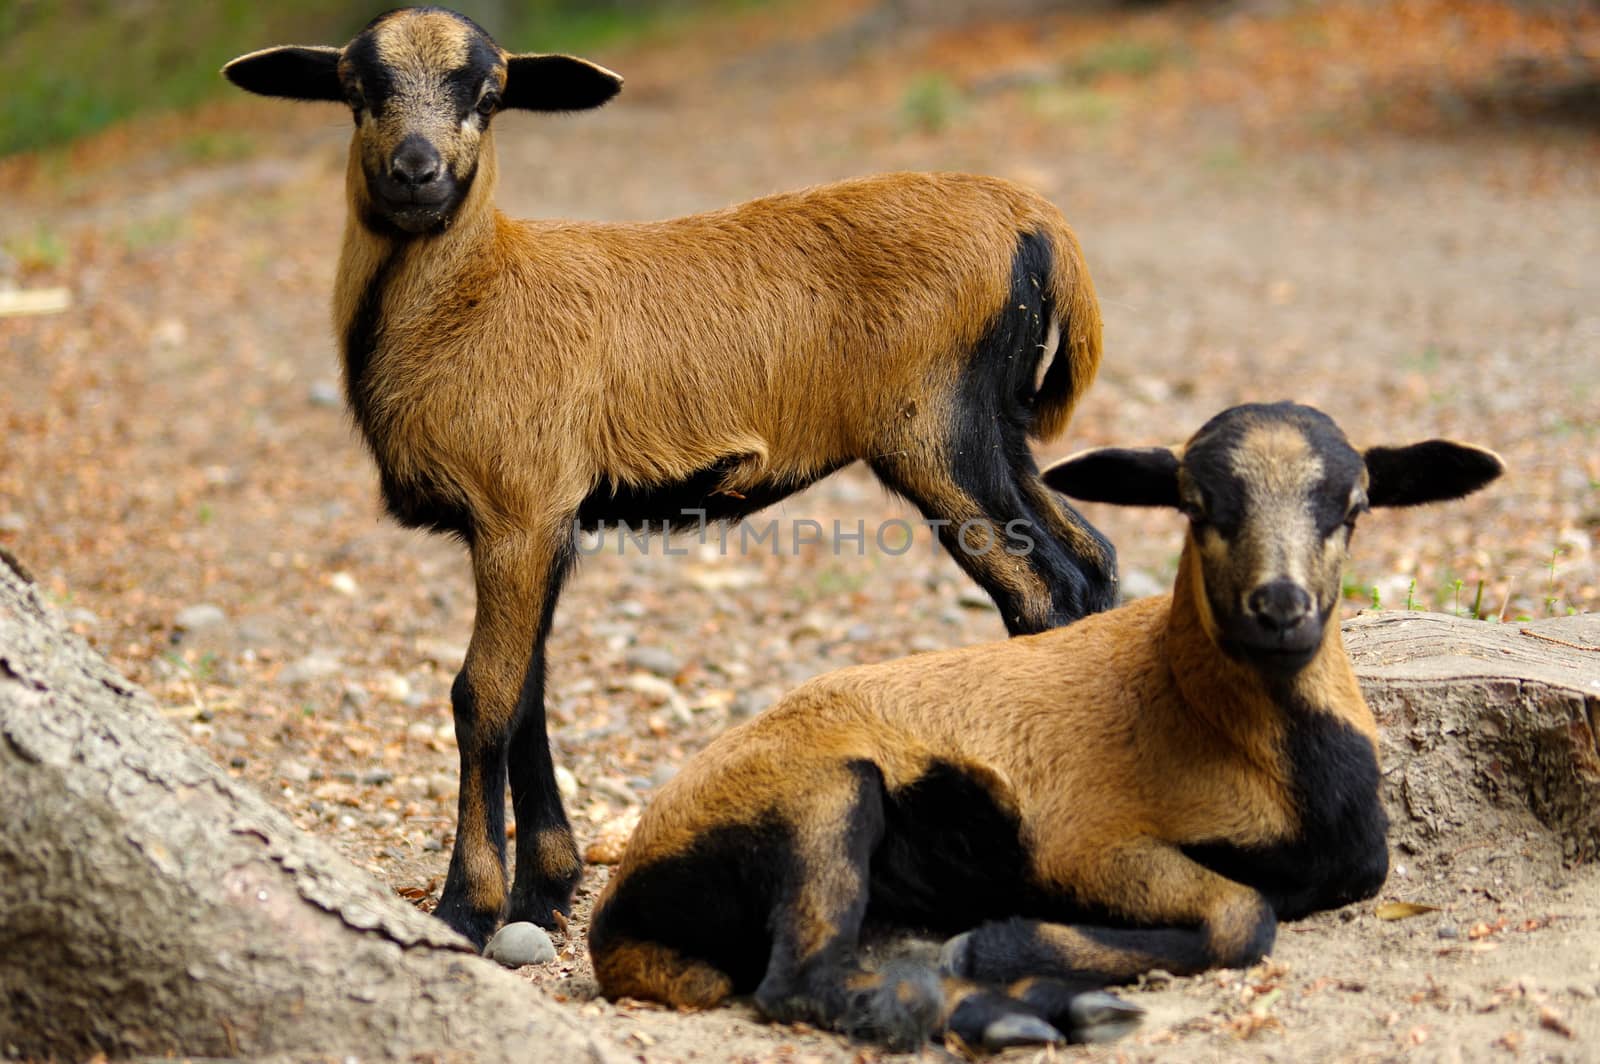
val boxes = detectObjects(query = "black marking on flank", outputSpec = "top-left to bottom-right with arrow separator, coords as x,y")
588,818 -> 794,994
865,759 -> 1036,931
871,229 -> 1117,630
576,458 -> 843,532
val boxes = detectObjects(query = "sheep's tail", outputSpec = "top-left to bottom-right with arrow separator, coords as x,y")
1031,223 -> 1103,442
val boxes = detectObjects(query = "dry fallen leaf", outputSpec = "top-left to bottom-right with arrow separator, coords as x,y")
1538,1006 -> 1575,1040
584,835 -> 630,865
1376,901 -> 1441,920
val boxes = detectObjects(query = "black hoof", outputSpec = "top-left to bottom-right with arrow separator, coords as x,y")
1066,990 -> 1144,1044
433,893 -> 502,951
939,931 -> 972,976
505,881 -> 578,932
981,1014 -> 1064,1049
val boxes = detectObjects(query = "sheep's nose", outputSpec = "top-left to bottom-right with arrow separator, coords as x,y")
389,135 -> 442,187
1246,580 -> 1313,634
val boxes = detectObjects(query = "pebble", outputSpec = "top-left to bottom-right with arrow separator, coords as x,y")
416,640 -> 467,668
844,623 -> 874,642
650,763 -> 679,789
217,729 -> 248,749
376,672 -> 412,701
485,922 -> 556,967
425,774 -> 455,800
624,645 -> 682,678
1436,924 -> 1459,940
589,777 -> 640,806
279,653 -> 342,687
0,512 -> 28,533
328,571 -> 359,596
406,721 -> 436,743
555,765 -> 579,798
361,769 -> 394,786
730,688 -> 779,720
279,759 -> 313,784
308,380 -> 342,407
175,604 -> 227,632
615,599 -> 647,619
624,673 -> 678,704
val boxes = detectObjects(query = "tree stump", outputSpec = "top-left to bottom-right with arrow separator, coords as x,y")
0,551 -> 621,1062
1345,610 -> 1600,864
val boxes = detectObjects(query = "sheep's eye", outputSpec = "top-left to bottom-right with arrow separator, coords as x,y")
475,92 -> 499,117
1342,490 -> 1369,531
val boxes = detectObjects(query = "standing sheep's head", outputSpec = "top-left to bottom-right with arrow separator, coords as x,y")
1042,402 -> 1504,673
223,7 -> 621,235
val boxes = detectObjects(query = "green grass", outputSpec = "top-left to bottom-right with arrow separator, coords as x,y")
1,1 -> 770,158
1063,37 -> 1180,83
901,74 -> 964,134
2,226 -> 69,271
1028,85 -> 1119,126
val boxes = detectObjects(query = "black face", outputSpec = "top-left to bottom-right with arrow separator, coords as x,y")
337,10 -> 505,235
1043,401 -> 1504,677
222,8 -> 624,237
1178,403 -> 1368,673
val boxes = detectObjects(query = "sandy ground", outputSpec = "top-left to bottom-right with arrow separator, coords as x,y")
3,1 -> 1598,1060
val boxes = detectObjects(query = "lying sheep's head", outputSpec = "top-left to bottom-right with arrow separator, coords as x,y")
1044,402 -> 1503,673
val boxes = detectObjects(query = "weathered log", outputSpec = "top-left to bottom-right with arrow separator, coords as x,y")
0,550 -> 622,1063
1346,610 -> 1600,864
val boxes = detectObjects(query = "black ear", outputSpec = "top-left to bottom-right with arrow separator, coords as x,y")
223,45 -> 343,102
1363,440 -> 1504,508
1041,447 -> 1181,507
504,54 -> 623,111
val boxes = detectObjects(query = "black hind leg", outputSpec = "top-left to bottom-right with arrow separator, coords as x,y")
753,762 -> 943,1050
871,421 -> 1114,634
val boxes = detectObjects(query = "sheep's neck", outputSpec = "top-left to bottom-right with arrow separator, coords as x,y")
1165,542 -> 1376,764
335,131 -> 501,318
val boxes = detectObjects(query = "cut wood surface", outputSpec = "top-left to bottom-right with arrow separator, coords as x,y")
0,552 -> 622,1063
1346,610 -> 1600,863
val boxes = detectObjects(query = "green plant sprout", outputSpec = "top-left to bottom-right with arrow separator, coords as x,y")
1545,546 -> 1564,616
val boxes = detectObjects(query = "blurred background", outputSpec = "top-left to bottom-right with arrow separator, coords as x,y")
0,8 -> 1597,1031
3,0 -> 1600,979
4,0 -> 1597,155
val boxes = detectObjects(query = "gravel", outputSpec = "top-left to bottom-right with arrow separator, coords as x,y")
484,922 -> 556,968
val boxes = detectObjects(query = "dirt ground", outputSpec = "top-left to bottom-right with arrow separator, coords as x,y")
3,1 -> 1598,1061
